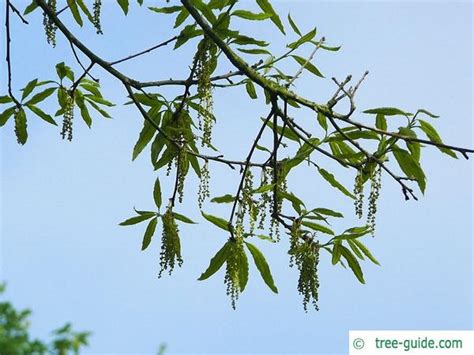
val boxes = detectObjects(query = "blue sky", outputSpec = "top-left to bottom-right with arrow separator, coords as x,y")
1,1 -> 472,354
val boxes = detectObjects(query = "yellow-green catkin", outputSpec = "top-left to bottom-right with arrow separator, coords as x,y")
176,150 -> 187,203
288,220 -> 320,311
354,170 -> 364,219
158,208 -> 183,278
241,169 -> 255,234
269,163 -> 287,241
61,93 -> 74,141
288,219 -> 302,268
367,165 -> 382,236
195,39 -> 214,147
224,232 -> 244,309
14,107 -> 27,145
198,160 -> 210,209
257,167 -> 272,230
296,241 -> 320,312
43,0 -> 57,47
92,0 -> 103,34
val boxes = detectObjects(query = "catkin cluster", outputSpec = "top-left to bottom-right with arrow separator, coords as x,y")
224,233 -> 244,309
237,169 -> 255,234
197,160 -> 210,208
158,208 -> 183,277
257,167 -> 272,230
176,150 -> 188,203
195,39 -> 214,147
295,241 -> 320,312
61,93 -> 74,141
43,0 -> 57,47
14,107 -> 26,145
367,166 -> 382,235
269,163 -> 287,241
93,0 -> 103,34
288,221 -> 320,311
354,170 -> 364,219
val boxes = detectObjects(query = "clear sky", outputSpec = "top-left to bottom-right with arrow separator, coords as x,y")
1,1 -> 472,354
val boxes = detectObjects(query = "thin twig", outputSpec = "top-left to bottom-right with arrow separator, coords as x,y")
5,0 -> 20,107
110,36 -> 179,66
8,2 -> 28,24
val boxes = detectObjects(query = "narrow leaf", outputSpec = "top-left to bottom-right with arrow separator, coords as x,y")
141,217 -> 158,250
119,213 -> 155,226
153,177 -> 162,209
201,212 -> 230,231
198,242 -> 231,280
245,242 -> 278,293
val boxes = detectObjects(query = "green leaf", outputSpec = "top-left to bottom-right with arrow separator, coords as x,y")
392,146 -> 426,193
175,24 -> 201,49
245,242 -> 278,293
343,226 -> 371,235
256,0 -> 285,34
149,6 -> 182,14
117,0 -> 129,14
348,239 -> 364,259
311,208 -> 343,218
416,108 -> 439,118
340,245 -> 365,284
21,79 -> 38,101
351,239 -> 380,265
23,1 -> 39,15
238,248 -> 249,291
67,0 -> 83,26
24,87 -> 56,105
301,221 -> 334,235
188,154 -> 201,178
84,95 -> 114,106
320,44 -> 341,51
119,213 -> 155,226
237,48 -> 271,55
141,217 -> 158,250
153,177 -> 162,209
75,94 -> 92,128
76,0 -> 94,23
132,120 -> 156,161
288,28 -> 317,49
87,101 -> 111,118
0,106 -> 16,127
287,13 -> 301,36
198,242 -> 231,280
291,55 -> 324,78
211,194 -> 235,203
245,80 -> 257,99
191,0 -> 216,24
317,111 -> 328,131
174,8 -> 189,28
201,212 -> 230,231
26,105 -> 57,126
232,10 -> 272,21
253,184 -> 275,194
56,62 -> 74,81
363,107 -> 412,116
317,167 -> 355,199
0,96 -> 12,104
418,119 -> 457,158
331,242 -> 342,265
279,191 -> 305,214
14,108 -> 27,145
376,113 -> 387,131
172,212 -> 197,224
252,234 -> 276,243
